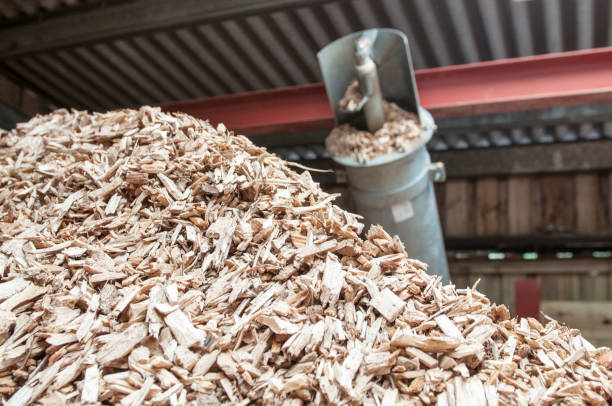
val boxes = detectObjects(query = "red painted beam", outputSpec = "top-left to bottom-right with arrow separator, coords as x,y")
514,279 -> 541,320
162,47 -> 612,136
163,83 -> 334,136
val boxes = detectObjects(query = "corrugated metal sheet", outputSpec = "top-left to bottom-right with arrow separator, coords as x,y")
1,0 -> 611,110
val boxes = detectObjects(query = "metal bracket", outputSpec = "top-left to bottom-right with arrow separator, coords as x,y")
428,161 -> 446,183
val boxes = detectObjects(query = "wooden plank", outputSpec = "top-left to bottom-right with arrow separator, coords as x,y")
575,172 -> 599,233
540,274 -> 560,301
580,271 -> 608,302
448,258 -> 611,276
570,274 -> 583,300
501,274 -> 519,315
598,172 -> 610,231
475,177 -> 499,236
444,179 -> 470,237
497,177 -> 509,236
539,174 -> 575,233
530,175 -> 543,233
508,175 -> 531,235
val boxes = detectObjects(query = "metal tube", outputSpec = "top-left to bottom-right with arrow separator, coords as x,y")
344,145 -> 450,284
334,109 -> 450,284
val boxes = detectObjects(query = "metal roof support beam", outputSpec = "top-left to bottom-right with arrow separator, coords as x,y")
161,47 -> 612,136
0,0 -> 337,59
266,139 -> 612,185
430,140 -> 612,178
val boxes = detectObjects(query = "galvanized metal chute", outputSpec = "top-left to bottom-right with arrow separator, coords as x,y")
317,28 -> 450,284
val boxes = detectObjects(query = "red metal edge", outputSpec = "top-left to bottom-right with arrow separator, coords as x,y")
514,279 -> 541,320
161,47 -> 612,136
162,83 -> 334,136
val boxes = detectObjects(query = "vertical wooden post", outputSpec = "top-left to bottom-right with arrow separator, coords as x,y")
514,279 -> 541,320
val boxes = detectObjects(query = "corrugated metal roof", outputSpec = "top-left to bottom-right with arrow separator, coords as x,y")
1,0 -> 611,111
0,0 -> 103,24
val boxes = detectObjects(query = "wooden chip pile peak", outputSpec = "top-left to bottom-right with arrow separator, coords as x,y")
326,80 -> 425,163
0,107 -> 610,406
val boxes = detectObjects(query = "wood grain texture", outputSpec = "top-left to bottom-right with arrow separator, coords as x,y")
539,174 -> 575,233
444,179 -> 471,237
475,177 -> 499,236
508,176 -> 531,235
575,172 -> 599,233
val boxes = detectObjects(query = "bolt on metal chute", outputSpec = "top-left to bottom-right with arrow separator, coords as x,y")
318,28 -> 450,284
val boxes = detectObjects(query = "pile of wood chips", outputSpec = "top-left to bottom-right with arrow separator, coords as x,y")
0,107 -> 611,406
327,80 -> 424,163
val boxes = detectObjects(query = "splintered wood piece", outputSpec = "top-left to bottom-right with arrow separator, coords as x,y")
81,365 -> 99,404
0,284 -> 47,311
435,315 -> 464,340
391,333 -> 461,352
193,350 -> 219,376
257,315 -> 299,335
405,346 -> 438,369
164,310 -> 203,347
97,323 -> 148,365
363,352 -> 394,375
370,288 -> 405,322
295,239 -> 337,260
0,278 -> 29,301
320,254 -> 345,307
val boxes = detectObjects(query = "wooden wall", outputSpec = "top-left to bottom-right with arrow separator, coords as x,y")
436,171 -> 612,237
